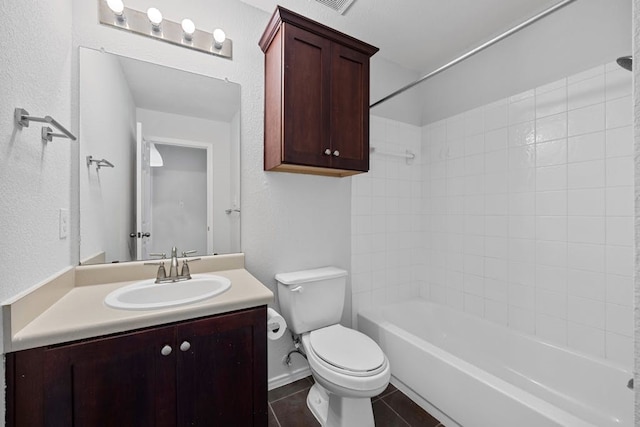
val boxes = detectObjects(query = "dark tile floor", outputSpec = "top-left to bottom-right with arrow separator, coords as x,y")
268,376 -> 443,427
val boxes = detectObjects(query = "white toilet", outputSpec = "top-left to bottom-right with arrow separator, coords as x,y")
276,267 -> 390,427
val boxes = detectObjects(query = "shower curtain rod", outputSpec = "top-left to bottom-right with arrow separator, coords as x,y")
370,0 -> 579,108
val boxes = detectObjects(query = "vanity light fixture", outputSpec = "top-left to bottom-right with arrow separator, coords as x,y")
98,0 -> 232,59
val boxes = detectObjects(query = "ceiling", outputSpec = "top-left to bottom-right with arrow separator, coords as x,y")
117,54 -> 241,122
241,0 -> 566,73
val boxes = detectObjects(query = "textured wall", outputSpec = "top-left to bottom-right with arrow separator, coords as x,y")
0,0 -> 74,420
633,0 -> 639,423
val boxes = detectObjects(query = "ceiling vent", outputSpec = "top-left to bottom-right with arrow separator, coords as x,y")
314,0 -> 356,15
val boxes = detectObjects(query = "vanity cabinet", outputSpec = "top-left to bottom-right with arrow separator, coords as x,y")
259,6 -> 378,177
6,306 -> 267,427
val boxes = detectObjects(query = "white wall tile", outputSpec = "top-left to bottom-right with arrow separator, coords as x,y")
605,332 -> 633,367
536,191 -> 567,216
568,132 -> 605,163
568,103 -> 605,136
568,322 -> 605,357
536,165 -> 567,191
568,160 -> 605,189
536,113 -> 568,143
605,245 -> 633,277
605,126 -> 632,157
605,96 -> 632,129
567,269 -> 605,301
606,274 -> 633,307
606,217 -> 633,246
605,156 -> 633,187
605,68 -> 632,101
568,188 -> 605,216
605,186 -> 633,216
567,216 -> 605,244
536,139 -> 567,167
536,216 -> 567,242
509,121 -> 536,146
484,100 -> 508,131
606,303 -> 633,337
508,306 -> 535,334
536,86 -> 567,118
568,74 -> 605,110
509,96 -> 535,125
568,295 -> 605,328
567,243 -> 605,273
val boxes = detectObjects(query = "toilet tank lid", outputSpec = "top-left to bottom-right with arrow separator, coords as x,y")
275,267 -> 348,285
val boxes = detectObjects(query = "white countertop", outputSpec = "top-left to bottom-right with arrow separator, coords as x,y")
3,254 -> 274,352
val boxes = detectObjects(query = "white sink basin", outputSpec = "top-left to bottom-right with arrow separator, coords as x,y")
104,274 -> 231,310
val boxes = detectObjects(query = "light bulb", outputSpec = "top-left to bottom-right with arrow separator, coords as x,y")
106,0 -> 124,17
147,7 -> 163,30
181,18 -> 195,41
213,28 -> 226,49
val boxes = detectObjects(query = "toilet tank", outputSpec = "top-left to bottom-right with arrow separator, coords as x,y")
276,267 -> 348,335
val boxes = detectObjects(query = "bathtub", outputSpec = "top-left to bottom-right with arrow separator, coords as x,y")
358,299 -> 633,427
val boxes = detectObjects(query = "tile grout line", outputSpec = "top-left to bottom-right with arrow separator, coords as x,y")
268,380 -> 313,404
268,402 -> 282,427
378,391 -> 413,427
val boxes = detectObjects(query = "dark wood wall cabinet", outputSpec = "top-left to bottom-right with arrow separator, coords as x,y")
6,306 -> 267,427
259,6 -> 378,177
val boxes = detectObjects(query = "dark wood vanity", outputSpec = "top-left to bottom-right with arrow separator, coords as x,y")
259,6 -> 378,177
6,306 -> 267,427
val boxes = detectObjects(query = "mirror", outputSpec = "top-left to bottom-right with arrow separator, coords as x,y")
79,47 -> 241,264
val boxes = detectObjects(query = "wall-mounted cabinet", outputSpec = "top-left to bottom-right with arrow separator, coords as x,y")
6,307 -> 267,427
259,7 -> 378,177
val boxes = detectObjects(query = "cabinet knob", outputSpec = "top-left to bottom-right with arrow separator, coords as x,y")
180,341 -> 191,352
324,148 -> 331,155
161,345 -> 172,356
332,150 -> 340,157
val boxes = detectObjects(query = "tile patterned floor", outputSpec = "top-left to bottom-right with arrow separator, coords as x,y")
268,376 -> 443,427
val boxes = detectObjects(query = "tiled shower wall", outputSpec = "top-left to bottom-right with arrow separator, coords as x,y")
351,118 -> 423,325
353,61 -> 633,368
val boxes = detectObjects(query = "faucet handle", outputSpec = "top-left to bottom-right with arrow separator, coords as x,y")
144,261 -> 167,281
181,250 -> 197,257
180,257 -> 201,278
149,252 -> 166,259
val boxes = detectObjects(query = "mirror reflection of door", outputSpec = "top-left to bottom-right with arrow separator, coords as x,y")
147,141 -> 209,259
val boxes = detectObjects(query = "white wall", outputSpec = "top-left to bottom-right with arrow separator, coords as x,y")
79,48 -> 137,263
0,0 -> 74,420
632,0 -> 639,421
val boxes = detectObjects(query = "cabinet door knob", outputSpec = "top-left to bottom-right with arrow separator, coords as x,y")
324,148 -> 331,155
180,341 -> 191,352
161,345 -> 172,356
332,150 -> 340,157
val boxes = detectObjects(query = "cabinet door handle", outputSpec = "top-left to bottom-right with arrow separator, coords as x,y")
332,150 -> 340,157
324,148 -> 331,155
161,345 -> 172,356
180,341 -> 191,352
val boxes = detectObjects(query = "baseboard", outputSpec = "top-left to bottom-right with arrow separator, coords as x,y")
268,367 -> 312,391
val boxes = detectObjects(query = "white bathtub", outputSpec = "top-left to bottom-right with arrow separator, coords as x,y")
358,299 -> 633,427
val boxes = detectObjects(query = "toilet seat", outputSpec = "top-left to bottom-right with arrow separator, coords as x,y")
307,325 -> 388,377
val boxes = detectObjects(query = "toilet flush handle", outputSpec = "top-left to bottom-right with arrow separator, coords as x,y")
291,286 -> 304,293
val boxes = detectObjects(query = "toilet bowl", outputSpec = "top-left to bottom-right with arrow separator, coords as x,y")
302,325 -> 391,426
275,267 -> 391,427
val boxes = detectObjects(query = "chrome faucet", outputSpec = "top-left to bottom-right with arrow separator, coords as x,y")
145,247 -> 200,284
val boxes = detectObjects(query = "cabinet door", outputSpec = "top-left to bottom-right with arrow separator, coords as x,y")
282,24 -> 332,168
38,326 -> 176,427
176,307 -> 267,426
330,42 -> 370,171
